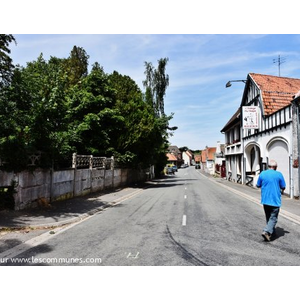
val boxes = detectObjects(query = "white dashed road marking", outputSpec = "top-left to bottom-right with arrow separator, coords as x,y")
182,215 -> 187,226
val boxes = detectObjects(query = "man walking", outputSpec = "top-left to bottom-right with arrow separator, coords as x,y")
256,160 -> 286,242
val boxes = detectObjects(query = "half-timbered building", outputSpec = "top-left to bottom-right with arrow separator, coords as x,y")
221,73 -> 300,197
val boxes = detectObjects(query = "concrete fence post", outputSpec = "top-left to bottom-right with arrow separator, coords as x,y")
111,156 -> 114,189
72,153 -> 77,169
89,155 -> 93,170
72,153 -> 77,197
89,155 -> 93,192
50,167 -> 53,202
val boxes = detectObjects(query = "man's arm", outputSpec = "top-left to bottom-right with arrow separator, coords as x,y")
256,175 -> 262,188
279,173 -> 286,190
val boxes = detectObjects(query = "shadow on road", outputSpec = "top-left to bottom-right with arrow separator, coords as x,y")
272,227 -> 290,241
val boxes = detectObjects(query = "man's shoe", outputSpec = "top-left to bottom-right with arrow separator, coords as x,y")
262,231 -> 271,242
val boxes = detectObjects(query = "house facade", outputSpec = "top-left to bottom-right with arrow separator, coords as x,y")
182,150 -> 193,166
215,141 -> 226,177
200,147 -> 216,175
220,108 -> 243,183
194,154 -> 201,165
221,73 -> 300,198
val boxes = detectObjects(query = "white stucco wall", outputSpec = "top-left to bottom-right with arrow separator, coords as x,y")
244,124 -> 291,193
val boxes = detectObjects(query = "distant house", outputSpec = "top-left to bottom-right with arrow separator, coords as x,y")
194,154 -> 201,165
221,73 -> 300,197
166,153 -> 177,165
201,147 -> 216,174
168,145 -> 183,167
182,150 -> 193,166
215,141 -> 226,177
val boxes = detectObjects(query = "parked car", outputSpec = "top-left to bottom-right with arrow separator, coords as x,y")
172,165 -> 178,172
195,164 -> 200,169
167,166 -> 174,175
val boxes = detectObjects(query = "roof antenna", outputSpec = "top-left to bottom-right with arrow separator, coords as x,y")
273,54 -> 286,77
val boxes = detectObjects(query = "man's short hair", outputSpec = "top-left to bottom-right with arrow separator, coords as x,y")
268,160 -> 278,167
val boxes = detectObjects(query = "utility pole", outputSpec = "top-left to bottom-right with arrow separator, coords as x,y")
273,55 -> 286,77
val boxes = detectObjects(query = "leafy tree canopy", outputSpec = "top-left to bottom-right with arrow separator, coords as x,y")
0,36 -> 176,174
0,34 -> 16,88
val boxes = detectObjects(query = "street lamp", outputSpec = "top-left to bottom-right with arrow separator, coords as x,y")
225,80 -> 247,88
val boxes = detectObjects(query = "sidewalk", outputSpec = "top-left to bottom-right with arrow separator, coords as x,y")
1,173 -> 300,230
0,184 -> 146,230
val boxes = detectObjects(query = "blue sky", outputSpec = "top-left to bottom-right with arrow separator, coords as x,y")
9,34 -> 300,150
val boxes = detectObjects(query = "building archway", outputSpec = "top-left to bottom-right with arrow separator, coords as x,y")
244,142 -> 261,176
267,138 -> 289,194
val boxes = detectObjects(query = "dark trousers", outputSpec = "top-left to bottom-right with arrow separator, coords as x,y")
263,205 -> 280,235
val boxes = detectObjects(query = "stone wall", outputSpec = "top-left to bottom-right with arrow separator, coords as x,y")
0,166 -> 154,210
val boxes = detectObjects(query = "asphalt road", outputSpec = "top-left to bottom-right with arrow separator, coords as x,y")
2,167 -> 300,266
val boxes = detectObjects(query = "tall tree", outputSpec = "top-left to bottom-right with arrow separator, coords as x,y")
143,57 -> 169,117
142,57 -> 177,174
64,46 -> 89,87
109,71 -> 158,167
0,34 -> 16,88
154,57 -> 169,116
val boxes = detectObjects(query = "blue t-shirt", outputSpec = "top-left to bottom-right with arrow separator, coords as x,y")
256,169 -> 286,207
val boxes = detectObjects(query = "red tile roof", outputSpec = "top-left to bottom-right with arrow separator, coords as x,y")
201,147 -> 216,162
201,151 -> 206,163
167,153 -> 177,161
207,147 -> 216,160
184,150 -> 193,158
250,73 -> 300,115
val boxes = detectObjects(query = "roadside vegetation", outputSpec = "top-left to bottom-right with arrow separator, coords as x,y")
0,35 -> 176,175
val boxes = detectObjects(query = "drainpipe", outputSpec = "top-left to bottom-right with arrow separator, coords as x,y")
297,101 -> 300,198
243,156 -> 246,185
292,98 -> 300,198
290,155 -> 293,199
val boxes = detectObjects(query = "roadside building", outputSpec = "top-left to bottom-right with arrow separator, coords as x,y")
221,108 -> 243,183
194,154 -> 201,165
221,73 -> 300,197
168,145 -> 183,167
215,141 -> 226,177
201,147 -> 216,175
166,153 -> 177,165
182,150 -> 193,166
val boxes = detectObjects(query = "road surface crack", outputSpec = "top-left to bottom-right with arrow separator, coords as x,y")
165,225 -> 208,266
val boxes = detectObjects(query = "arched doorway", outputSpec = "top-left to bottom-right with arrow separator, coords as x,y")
267,139 -> 289,195
245,143 -> 261,175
